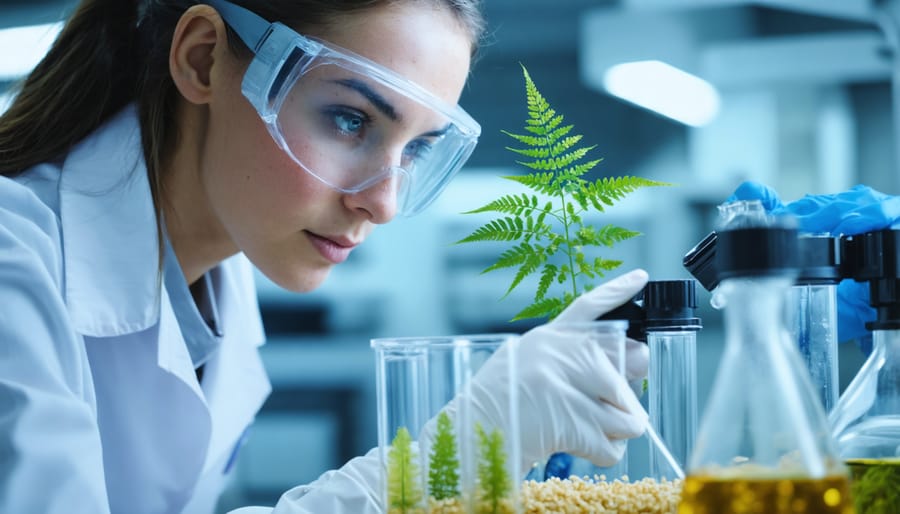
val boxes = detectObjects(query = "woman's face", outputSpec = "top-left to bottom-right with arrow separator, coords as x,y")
203,3 -> 472,292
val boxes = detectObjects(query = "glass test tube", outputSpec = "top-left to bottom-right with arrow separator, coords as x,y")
787,282 -> 839,412
372,333 -> 521,514
645,279 -> 701,480
786,234 -> 841,413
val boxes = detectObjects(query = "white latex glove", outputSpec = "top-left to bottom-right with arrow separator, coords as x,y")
258,269 -> 649,514
427,268 -> 650,473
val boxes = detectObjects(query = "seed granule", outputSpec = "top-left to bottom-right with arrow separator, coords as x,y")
520,476 -> 682,514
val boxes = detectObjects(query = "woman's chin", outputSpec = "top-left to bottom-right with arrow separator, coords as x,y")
264,263 -> 333,293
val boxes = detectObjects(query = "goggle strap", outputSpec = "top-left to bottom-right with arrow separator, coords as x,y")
205,0 -> 271,53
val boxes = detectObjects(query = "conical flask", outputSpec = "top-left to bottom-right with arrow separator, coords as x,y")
679,222 -> 854,514
830,229 -> 900,514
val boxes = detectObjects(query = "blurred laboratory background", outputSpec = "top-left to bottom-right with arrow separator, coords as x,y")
0,0 -> 895,510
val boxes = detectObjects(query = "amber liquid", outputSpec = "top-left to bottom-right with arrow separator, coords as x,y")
846,459 -> 900,514
677,475 -> 855,514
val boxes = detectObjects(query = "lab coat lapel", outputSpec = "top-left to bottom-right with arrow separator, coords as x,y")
58,105 -> 160,337
199,255 -> 271,472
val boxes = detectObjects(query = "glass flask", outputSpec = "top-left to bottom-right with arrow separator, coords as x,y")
645,279 -> 701,481
372,334 -> 521,514
679,223 -> 854,514
787,234 -> 841,413
830,229 -> 900,514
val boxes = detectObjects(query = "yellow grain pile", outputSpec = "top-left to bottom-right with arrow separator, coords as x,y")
520,476 -> 683,514
414,476 -> 682,514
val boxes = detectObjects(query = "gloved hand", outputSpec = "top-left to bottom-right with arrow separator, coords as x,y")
430,269 -> 650,473
726,181 -> 900,344
260,269 -> 650,514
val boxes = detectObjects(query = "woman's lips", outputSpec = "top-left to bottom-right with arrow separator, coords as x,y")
305,231 -> 357,264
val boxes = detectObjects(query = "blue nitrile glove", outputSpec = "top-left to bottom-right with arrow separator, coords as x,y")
727,181 -> 900,345
544,452 -> 574,480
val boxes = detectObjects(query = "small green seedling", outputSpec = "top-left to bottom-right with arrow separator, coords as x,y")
428,411 -> 461,501
475,423 -> 512,514
387,426 -> 424,512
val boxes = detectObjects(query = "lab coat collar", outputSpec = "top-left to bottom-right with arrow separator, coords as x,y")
59,105 -> 161,337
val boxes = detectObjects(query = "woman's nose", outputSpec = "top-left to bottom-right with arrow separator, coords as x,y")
343,171 -> 400,224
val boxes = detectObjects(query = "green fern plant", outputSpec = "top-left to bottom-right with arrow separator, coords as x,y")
387,426 -> 424,512
457,65 -> 669,321
475,423 -> 511,514
428,411 -> 461,501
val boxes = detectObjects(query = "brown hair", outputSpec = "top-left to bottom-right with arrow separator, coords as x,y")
0,0 -> 485,258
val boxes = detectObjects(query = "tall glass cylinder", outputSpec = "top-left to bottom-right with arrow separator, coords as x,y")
372,334 -> 520,514
787,282 -> 840,412
647,331 -> 697,478
786,234 -> 841,413
645,280 -> 701,480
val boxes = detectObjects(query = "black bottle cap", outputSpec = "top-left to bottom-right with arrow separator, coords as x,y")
840,229 -> 900,330
841,229 -> 900,281
683,231 -> 719,292
796,235 -> 841,284
866,278 -> 900,330
715,226 -> 799,280
644,280 -> 702,332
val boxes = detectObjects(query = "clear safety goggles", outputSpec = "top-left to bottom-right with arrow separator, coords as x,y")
206,0 -> 481,216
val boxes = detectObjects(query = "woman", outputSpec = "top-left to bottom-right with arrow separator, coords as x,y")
0,0 -> 650,512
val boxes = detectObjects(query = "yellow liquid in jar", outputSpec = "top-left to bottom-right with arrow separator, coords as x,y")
677,475 -> 855,514
846,458 -> 900,514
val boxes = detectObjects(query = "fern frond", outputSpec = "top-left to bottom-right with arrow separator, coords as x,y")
506,146 -> 550,159
546,124 -> 573,146
462,193 -> 539,217
550,145 -> 596,173
593,257 -> 623,273
550,135 -> 582,158
505,249 -> 546,297
535,264 -> 558,302
511,297 -> 564,321
455,217 -> 532,244
501,130 -> 544,147
503,173 -> 555,196
546,114 -> 565,132
565,159 -> 603,179
456,65 -> 672,323
596,225 -> 642,247
587,176 -> 672,208
482,242 -> 532,273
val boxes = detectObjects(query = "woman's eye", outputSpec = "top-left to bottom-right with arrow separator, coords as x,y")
327,107 -> 368,136
403,139 -> 434,163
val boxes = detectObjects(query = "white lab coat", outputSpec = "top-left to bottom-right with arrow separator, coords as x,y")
0,105 -> 272,514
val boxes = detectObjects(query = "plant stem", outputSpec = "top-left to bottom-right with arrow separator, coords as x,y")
558,188 -> 578,299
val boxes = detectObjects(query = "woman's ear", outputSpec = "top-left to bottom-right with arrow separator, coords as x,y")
169,5 -> 228,105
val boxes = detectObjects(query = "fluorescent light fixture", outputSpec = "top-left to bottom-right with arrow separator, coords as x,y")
603,60 -> 721,127
0,22 -> 64,81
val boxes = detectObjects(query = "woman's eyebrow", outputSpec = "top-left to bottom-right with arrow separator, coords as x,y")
331,78 -> 398,121
421,124 -> 451,138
